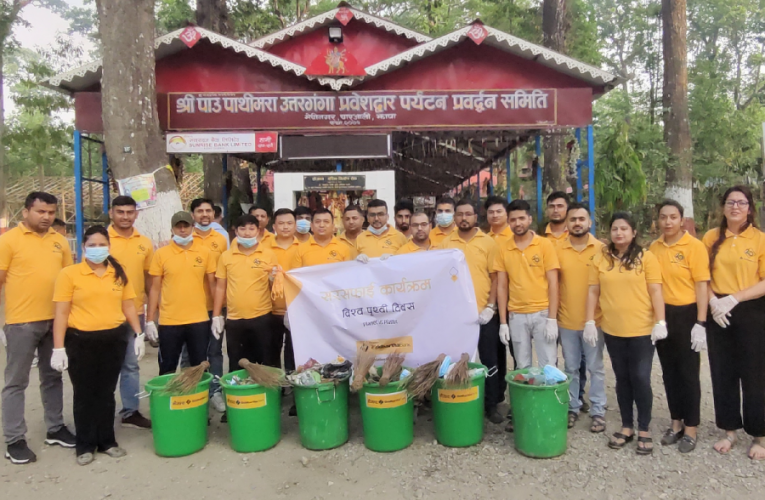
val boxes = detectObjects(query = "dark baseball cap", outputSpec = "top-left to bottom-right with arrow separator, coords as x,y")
171,211 -> 193,227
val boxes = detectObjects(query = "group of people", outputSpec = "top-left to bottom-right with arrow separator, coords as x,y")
1,185 -> 764,466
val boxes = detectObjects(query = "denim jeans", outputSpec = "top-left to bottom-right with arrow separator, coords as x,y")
508,309 -> 557,368
118,315 -> 145,418
559,326 -> 606,417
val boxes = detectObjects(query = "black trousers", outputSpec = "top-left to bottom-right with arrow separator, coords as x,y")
226,314 -> 280,372
604,333 -> 654,432
478,313 -> 507,410
65,325 -> 128,456
158,321 -> 209,375
707,297 -> 765,437
656,303 -> 701,427
275,315 -> 296,373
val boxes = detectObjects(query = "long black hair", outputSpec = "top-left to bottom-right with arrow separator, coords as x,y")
709,185 -> 758,273
83,225 -> 128,286
604,212 -> 643,272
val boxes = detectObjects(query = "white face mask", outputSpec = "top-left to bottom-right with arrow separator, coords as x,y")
172,234 -> 194,246
296,220 -> 311,234
368,224 -> 388,236
237,236 -> 258,248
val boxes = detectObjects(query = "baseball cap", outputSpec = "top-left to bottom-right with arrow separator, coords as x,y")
171,211 -> 193,227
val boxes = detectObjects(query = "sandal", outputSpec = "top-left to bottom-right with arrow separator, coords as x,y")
608,431 -> 634,449
714,433 -> 736,455
660,427 -> 684,446
590,416 -> 606,433
637,436 -> 654,455
568,412 -> 579,429
678,435 -> 696,453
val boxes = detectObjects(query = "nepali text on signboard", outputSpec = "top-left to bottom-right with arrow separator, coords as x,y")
304,174 -> 366,191
165,131 -> 278,153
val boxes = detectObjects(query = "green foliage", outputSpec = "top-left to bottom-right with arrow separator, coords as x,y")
595,119 -> 647,214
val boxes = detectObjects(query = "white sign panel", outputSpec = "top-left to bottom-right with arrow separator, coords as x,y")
166,132 -> 257,153
284,249 -> 479,367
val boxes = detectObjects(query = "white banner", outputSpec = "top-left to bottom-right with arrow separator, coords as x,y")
166,132 -> 258,153
284,249 -> 479,367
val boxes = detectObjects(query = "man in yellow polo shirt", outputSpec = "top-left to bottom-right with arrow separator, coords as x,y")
556,202 -> 607,431
338,205 -> 364,252
250,206 -> 275,246
356,199 -> 407,259
495,199 -> 560,371
270,208 -> 300,377
107,195 -> 153,430
213,215 -> 279,372
396,212 -> 432,255
438,200 -> 504,424
544,191 -> 569,246
292,208 -> 355,268
429,196 -> 457,246
0,192 -> 76,464
147,211 -> 216,375
190,198 -> 228,411
485,196 -> 512,243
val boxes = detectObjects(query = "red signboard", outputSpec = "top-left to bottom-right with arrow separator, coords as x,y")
255,132 -> 278,152
466,23 -> 487,45
164,89 -> 592,132
180,26 -> 201,48
336,7 -> 354,25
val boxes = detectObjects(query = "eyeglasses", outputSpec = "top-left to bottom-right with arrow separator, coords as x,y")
410,222 -> 430,229
368,212 -> 387,219
725,200 -> 750,208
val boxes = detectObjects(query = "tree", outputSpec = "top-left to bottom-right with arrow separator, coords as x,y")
95,0 -> 181,245
662,0 -> 694,227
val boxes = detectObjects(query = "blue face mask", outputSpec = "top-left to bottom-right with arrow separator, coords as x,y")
84,246 -> 110,264
436,213 -> 454,227
194,222 -> 211,231
296,219 -> 311,234
237,236 -> 258,248
368,224 -> 388,236
173,234 -> 194,246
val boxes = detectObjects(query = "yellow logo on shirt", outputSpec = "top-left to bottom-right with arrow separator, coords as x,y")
138,244 -> 147,252
385,239 -> 392,246
674,252 -> 684,261
532,254 -> 541,264
211,242 -> 219,249
52,242 -> 63,253
329,250 -> 338,258
746,248 -> 755,257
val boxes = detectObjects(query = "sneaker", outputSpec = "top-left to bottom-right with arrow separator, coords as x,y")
77,452 -> 94,466
121,412 -> 152,429
45,427 -> 76,448
102,446 -> 127,458
5,440 -> 37,464
210,392 -> 226,413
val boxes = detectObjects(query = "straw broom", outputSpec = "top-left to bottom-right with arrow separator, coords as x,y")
444,353 -> 470,387
379,352 -> 405,387
351,348 -> 377,392
163,361 -> 210,395
403,353 -> 446,400
239,359 -> 283,388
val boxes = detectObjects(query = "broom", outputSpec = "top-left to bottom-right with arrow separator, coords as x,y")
379,352 -> 406,387
444,353 -> 470,387
162,361 -> 210,395
239,359 -> 284,388
403,353 -> 446,400
351,348 -> 377,392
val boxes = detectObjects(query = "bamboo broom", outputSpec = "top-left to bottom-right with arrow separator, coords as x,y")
162,361 -> 210,395
239,359 -> 283,388
403,353 -> 446,400
444,353 -> 470,387
351,348 -> 377,392
379,352 -> 406,387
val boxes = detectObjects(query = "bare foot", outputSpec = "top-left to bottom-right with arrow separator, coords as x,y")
748,440 -> 765,460
713,432 -> 736,454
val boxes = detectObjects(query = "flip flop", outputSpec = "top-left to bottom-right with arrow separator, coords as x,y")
637,436 -> 654,455
608,431 -> 634,449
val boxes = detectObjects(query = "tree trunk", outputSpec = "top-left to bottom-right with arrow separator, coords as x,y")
662,0 -> 694,230
95,0 -> 181,246
542,0 -> 569,193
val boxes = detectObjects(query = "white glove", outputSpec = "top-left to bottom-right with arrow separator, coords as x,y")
651,322 -> 668,345
0,326 -> 5,347
283,314 -> 290,330
544,318 -> 559,343
51,348 -> 68,372
269,267 -> 277,282
356,254 -> 369,264
499,324 -> 510,346
478,307 -> 494,325
145,321 -> 159,342
583,320 -> 598,347
711,295 -> 738,328
134,334 -> 146,361
380,254 -> 392,261
690,323 -> 707,352
211,316 -> 225,340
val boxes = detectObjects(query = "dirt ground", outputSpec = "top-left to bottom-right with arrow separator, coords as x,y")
1,326 -> 764,500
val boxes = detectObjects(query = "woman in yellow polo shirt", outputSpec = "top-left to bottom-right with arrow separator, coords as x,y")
50,226 -> 144,466
702,186 -> 765,460
585,213 -> 666,455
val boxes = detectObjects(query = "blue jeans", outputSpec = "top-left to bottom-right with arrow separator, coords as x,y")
118,315 -> 145,417
559,326 -> 606,417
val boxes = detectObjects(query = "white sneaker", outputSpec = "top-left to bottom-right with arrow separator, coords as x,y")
210,392 -> 226,413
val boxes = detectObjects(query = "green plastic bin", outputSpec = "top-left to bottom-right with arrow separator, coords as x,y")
220,369 -> 283,453
431,362 -> 487,447
145,372 -> 212,457
292,378 -> 349,450
359,367 -> 414,452
506,368 -> 570,458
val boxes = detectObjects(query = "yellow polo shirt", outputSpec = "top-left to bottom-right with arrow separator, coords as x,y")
589,249 -> 663,337
556,235 -> 604,330
493,234 -> 560,314
193,229 -> 228,310
0,224 -> 73,324
149,241 -> 216,326
396,239 -> 431,255
429,225 -> 456,247
107,226 -> 153,312
53,262 -> 136,331
438,230 -> 498,312
702,226 -> 765,295
292,236 -> 354,268
355,227 -> 407,257
216,245 -> 277,320
545,224 -> 569,247
337,232 -> 358,253
270,237 -> 300,315
488,226 -> 512,245
650,232 -> 710,305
